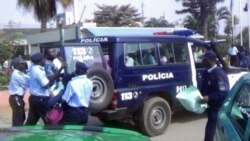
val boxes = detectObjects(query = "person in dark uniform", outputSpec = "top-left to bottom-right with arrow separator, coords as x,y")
199,51 -> 229,141
25,53 -> 64,125
44,48 -> 65,96
8,57 -> 29,126
59,61 -> 93,125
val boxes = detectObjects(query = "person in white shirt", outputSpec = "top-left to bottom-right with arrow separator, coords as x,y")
125,55 -> 135,67
60,61 -> 93,125
228,44 -> 239,66
8,57 -> 29,126
26,53 -> 64,125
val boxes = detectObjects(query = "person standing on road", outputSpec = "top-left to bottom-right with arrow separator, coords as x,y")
25,53 -> 64,125
8,57 -> 29,126
199,51 -> 229,141
59,61 -> 93,125
228,44 -> 239,66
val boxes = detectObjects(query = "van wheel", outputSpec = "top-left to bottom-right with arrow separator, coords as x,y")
137,97 -> 171,137
87,68 -> 114,112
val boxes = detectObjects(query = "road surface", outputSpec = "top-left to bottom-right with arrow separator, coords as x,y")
0,90 -> 206,141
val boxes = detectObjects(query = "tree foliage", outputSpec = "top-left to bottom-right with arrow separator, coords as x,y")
0,41 -> 11,65
236,27 -> 249,49
17,0 -> 73,32
94,4 -> 143,27
0,32 -> 23,64
144,16 -> 173,27
175,0 -> 225,39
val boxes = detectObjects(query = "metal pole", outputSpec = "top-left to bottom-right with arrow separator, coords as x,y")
240,0 -> 243,46
248,0 -> 250,51
59,23 -> 64,45
231,5 -> 234,44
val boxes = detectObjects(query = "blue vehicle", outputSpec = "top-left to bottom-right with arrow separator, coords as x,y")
41,29 -> 246,136
215,73 -> 250,141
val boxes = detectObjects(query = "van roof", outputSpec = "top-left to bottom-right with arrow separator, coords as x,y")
80,35 -> 208,46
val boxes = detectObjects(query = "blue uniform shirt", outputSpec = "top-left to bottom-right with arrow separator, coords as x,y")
44,60 -> 57,77
62,75 -> 93,108
201,65 -> 229,110
29,65 -> 50,96
8,69 -> 29,96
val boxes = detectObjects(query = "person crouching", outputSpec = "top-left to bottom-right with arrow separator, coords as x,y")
60,61 -> 93,125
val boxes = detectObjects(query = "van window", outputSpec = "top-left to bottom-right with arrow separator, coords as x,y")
140,43 -> 157,65
191,45 -> 206,68
159,42 -> 189,64
64,45 -> 103,74
124,43 -> 157,67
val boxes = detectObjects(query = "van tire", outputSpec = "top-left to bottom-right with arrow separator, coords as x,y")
87,68 -> 114,112
138,97 -> 171,137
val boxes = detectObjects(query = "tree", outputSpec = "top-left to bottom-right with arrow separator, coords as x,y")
176,0 -> 225,39
144,16 -> 173,27
183,15 -> 198,32
0,42 -> 11,65
236,27 -> 248,49
94,4 -> 143,27
207,6 -> 231,39
17,0 -> 73,32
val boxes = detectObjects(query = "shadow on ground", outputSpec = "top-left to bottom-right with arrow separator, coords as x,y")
171,109 -> 206,123
90,109 -> 206,133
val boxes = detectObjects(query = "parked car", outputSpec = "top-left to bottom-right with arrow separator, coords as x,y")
215,73 -> 250,141
0,125 -> 151,141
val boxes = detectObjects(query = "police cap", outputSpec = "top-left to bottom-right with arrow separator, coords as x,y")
75,61 -> 88,70
12,57 -> 26,66
31,53 -> 45,63
202,51 -> 217,61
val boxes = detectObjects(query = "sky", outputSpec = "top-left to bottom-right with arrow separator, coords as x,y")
0,0 -> 246,35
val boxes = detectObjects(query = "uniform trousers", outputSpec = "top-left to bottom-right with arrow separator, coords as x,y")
230,55 -> 238,66
9,95 -> 25,126
25,95 -> 50,125
205,108 -> 219,141
60,104 -> 88,125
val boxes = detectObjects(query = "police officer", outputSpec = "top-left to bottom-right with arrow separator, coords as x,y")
59,61 -> 93,125
8,57 -> 29,126
25,53 -> 63,125
199,51 -> 229,141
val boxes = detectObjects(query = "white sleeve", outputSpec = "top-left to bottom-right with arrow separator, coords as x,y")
62,82 -> 73,102
37,69 -> 49,87
17,74 -> 29,89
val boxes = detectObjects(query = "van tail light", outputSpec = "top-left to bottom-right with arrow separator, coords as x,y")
153,32 -> 168,35
111,91 -> 118,109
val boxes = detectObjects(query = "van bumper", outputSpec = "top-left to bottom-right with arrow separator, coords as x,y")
92,107 -> 128,120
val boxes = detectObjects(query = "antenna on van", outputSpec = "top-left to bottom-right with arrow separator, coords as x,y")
78,5 -> 86,23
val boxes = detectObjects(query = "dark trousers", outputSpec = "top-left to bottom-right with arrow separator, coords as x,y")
9,95 -> 25,126
25,95 -> 50,125
204,109 -> 218,141
230,55 -> 238,67
60,104 -> 88,125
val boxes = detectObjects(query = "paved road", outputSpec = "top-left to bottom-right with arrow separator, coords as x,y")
87,110 -> 207,141
0,90 -> 207,141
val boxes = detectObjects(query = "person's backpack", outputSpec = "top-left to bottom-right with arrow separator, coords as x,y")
45,106 -> 64,125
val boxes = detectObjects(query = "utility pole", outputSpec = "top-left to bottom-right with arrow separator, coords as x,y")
141,1 -> 144,26
248,0 -> 250,51
240,0 -> 243,46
